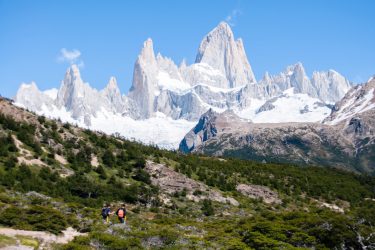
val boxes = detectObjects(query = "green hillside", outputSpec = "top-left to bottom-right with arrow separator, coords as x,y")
0,98 -> 374,249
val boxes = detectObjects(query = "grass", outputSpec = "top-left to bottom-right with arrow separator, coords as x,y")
16,235 -> 40,249
0,234 -> 17,248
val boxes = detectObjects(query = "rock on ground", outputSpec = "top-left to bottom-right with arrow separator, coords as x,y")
236,184 -> 282,204
145,161 -> 238,206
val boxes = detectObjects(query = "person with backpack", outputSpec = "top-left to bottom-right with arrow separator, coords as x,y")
101,203 -> 112,224
115,204 -> 127,224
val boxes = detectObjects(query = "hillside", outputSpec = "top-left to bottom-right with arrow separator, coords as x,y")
0,97 -> 375,249
180,77 -> 375,175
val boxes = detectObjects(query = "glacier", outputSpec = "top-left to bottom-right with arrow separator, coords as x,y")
14,21 -> 354,149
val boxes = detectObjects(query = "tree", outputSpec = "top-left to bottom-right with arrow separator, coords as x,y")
133,169 -> 151,184
5,156 -> 17,170
201,199 -> 214,216
96,165 -> 107,180
102,149 -> 115,167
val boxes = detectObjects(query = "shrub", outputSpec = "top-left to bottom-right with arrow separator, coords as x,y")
91,233 -> 142,249
201,199 -> 214,216
0,205 -> 68,234
133,169 -> 151,184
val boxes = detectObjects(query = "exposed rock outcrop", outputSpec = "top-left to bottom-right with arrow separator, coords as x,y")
13,21 -> 355,150
195,21 -> 256,87
236,184 -> 282,204
179,85 -> 375,173
145,161 -> 238,206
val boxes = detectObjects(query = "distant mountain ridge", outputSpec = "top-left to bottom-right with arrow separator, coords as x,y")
180,77 -> 375,174
14,22 -> 353,148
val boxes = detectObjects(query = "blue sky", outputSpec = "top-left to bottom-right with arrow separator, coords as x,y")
0,0 -> 374,98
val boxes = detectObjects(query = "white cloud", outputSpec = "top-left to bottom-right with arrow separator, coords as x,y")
57,48 -> 84,67
225,9 -> 242,27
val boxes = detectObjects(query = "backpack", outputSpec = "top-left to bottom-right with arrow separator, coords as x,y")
117,208 -> 125,218
101,207 -> 109,217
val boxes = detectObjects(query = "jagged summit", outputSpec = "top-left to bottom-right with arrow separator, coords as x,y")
196,22 -> 235,57
105,77 -> 119,90
324,77 -> 375,125
18,81 -> 39,92
12,22 -> 362,149
195,21 -> 256,88
67,64 -> 81,78
138,38 -> 156,64
287,62 -> 305,74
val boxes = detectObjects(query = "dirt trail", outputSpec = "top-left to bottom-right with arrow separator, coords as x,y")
0,227 -> 86,249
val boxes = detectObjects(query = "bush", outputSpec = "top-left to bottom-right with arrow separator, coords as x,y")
91,233 -> 142,249
133,169 -> 151,184
95,166 -> 107,180
201,199 -> 214,216
0,205 -> 68,234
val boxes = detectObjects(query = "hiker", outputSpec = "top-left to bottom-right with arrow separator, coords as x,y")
101,203 -> 112,224
116,204 -> 127,224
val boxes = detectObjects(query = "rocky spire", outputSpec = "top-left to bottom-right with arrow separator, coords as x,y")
195,22 -> 256,88
102,77 -> 123,112
128,38 -> 158,118
311,70 -> 352,103
14,82 -> 53,111
56,64 -> 85,108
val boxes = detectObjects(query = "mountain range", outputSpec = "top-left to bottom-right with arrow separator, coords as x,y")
14,22 -> 359,150
180,77 -> 375,173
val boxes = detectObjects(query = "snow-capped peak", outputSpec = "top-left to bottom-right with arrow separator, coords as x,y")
262,72 -> 272,82
106,77 -> 118,90
12,22 -> 360,150
139,38 -> 156,64
285,62 -> 306,77
19,81 -> 39,91
324,77 -> 375,125
15,81 -> 54,111
207,21 -> 234,40
67,64 -> 81,80
194,21 -> 256,88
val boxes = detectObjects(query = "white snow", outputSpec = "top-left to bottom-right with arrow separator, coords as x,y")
40,104 -> 80,124
235,98 -> 266,120
193,83 -> 244,93
237,89 -> 331,123
90,110 -> 195,149
76,91 -> 84,98
191,63 -> 224,77
329,89 -> 374,125
157,71 -> 191,93
43,88 -> 58,99
35,104 -> 195,149
283,87 -> 295,95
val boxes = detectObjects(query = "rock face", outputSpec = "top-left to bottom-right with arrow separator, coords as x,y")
15,82 -> 55,111
56,65 -> 120,125
14,21 -> 355,149
195,21 -> 256,88
324,77 -> 375,125
179,86 -> 375,174
179,109 -> 249,153
311,70 -> 351,103
145,161 -> 239,206
101,77 -> 124,113
257,63 -> 352,103
236,184 -> 282,204
128,39 -> 158,119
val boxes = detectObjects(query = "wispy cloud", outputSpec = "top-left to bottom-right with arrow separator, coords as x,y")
225,9 -> 242,27
57,48 -> 84,67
